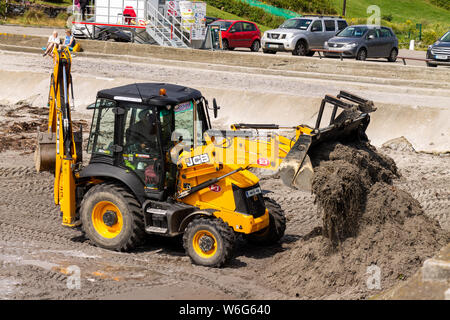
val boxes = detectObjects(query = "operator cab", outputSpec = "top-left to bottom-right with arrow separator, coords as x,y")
85,83 -> 213,201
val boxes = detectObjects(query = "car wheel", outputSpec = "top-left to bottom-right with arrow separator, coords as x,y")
250,40 -> 260,52
387,48 -> 398,62
356,48 -> 367,61
100,32 -> 110,41
427,62 -> 437,68
293,40 -> 307,56
222,39 -> 234,51
263,49 -> 276,54
222,39 -> 229,50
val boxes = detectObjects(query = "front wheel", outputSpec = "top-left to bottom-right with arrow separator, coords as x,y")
245,197 -> 286,245
356,48 -> 367,61
183,217 -> 236,267
292,41 -> 307,56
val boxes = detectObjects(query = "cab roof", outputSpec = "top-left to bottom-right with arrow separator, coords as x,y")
96,83 -> 203,107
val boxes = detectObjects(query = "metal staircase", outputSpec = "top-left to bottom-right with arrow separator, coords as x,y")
145,1 -> 190,48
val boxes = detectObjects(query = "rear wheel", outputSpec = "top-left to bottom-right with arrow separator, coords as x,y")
387,48 -> 398,62
250,40 -> 260,52
222,39 -> 234,51
356,48 -> 367,61
183,217 -> 235,267
245,197 -> 286,245
80,182 -> 145,251
292,40 -> 307,56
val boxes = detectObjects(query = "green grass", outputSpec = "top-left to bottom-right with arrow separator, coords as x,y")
27,0 -> 73,8
331,0 -> 450,25
206,5 -> 272,32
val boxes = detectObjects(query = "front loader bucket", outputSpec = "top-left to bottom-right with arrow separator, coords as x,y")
35,131 -> 56,172
279,134 -> 314,192
279,91 -> 376,192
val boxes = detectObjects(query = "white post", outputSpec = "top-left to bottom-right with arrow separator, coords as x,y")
409,40 -> 415,51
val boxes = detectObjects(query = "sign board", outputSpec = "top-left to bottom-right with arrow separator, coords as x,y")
179,1 -> 206,40
167,0 -> 180,17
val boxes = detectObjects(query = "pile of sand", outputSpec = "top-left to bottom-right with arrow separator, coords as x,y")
262,141 -> 448,299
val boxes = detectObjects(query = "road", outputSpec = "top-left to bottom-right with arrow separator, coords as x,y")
0,24 -> 432,67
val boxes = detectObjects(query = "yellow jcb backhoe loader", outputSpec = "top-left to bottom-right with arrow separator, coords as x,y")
36,47 -> 376,267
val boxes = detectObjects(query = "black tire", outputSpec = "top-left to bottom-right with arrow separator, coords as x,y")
80,182 -> 145,252
183,217 -> 235,267
222,39 -> 234,51
100,32 -> 110,41
292,40 -> 307,56
356,48 -> 367,61
263,49 -> 276,54
245,197 -> 286,245
306,50 -> 315,57
387,48 -> 398,62
427,62 -> 437,68
250,40 -> 260,52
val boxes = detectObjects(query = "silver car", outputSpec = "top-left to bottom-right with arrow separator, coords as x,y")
261,16 -> 348,56
324,25 -> 399,62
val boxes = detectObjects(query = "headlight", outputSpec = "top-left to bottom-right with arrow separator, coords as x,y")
263,32 -> 268,39
428,45 -> 432,49
324,41 -> 328,47
345,42 -> 358,48
286,33 -> 295,39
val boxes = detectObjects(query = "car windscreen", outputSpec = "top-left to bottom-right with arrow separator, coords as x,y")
440,31 -> 450,42
211,21 -> 233,31
279,19 -> 312,30
337,26 -> 368,37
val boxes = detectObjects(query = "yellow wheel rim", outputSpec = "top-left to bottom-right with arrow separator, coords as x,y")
192,230 -> 217,259
92,201 -> 123,239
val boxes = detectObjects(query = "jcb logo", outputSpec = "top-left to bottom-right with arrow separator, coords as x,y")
186,154 -> 210,167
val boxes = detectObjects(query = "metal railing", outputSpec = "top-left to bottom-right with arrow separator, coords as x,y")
145,0 -> 190,48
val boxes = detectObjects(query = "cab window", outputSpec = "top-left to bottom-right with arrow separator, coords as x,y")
87,98 -> 116,156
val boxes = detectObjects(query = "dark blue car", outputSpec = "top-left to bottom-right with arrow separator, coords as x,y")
427,30 -> 450,67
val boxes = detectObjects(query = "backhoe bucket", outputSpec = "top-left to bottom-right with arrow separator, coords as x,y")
35,131 -> 56,172
279,91 -> 376,192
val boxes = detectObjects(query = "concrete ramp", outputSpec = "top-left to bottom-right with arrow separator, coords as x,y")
0,70 -> 448,153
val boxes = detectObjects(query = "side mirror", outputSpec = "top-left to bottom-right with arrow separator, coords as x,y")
311,27 -> 318,32
213,98 -> 220,118
368,35 -> 375,40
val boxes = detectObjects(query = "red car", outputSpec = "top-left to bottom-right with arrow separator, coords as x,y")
211,20 -> 261,52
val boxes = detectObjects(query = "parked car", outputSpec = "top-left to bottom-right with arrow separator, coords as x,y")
261,15 -> 348,55
426,30 -> 450,67
72,18 -> 132,42
210,20 -> 261,52
324,25 -> 398,62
